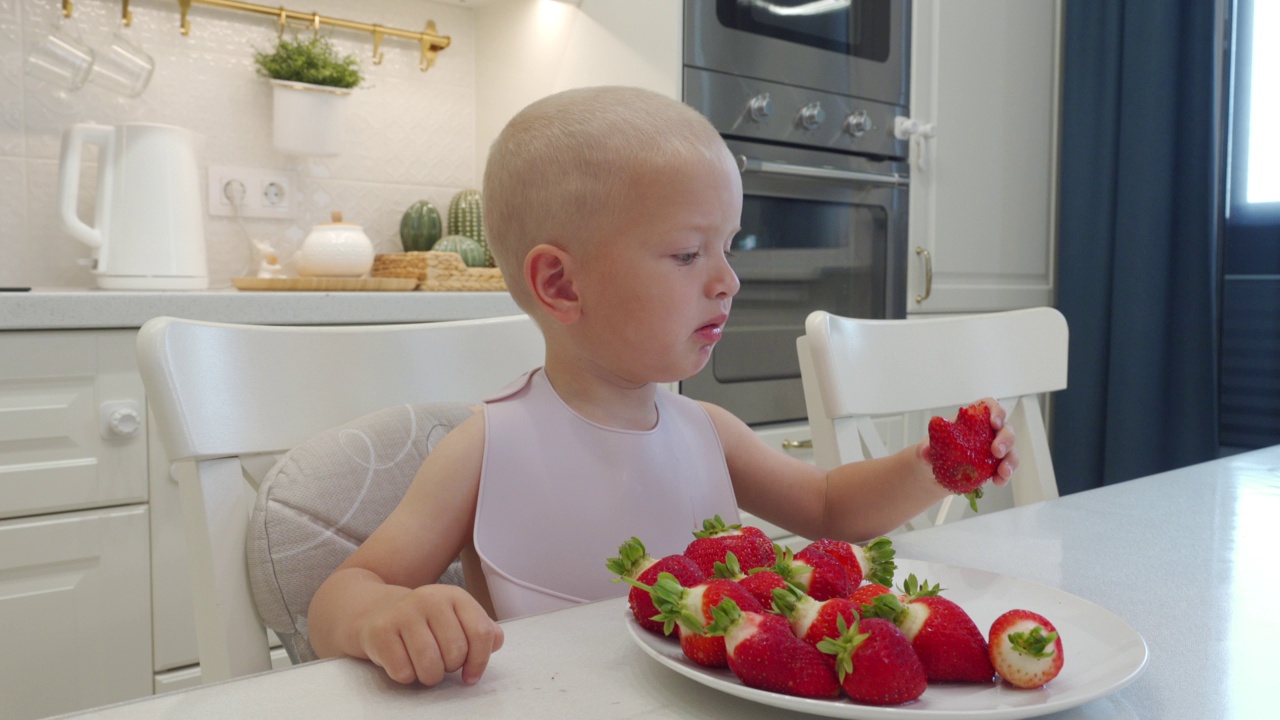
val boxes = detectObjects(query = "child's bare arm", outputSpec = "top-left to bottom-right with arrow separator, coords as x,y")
307,412 -> 503,686
703,400 -> 1016,541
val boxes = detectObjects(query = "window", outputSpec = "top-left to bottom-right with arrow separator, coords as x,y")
1230,0 -> 1280,220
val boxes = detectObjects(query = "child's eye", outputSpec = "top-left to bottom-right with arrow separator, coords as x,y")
724,249 -> 736,260
674,252 -> 700,265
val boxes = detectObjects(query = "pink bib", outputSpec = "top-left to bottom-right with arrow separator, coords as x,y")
473,369 -> 739,619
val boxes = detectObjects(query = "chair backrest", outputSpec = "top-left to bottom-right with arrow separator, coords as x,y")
137,314 -> 545,682
797,308 -> 1068,531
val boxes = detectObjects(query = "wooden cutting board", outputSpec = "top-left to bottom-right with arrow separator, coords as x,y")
232,277 -> 418,292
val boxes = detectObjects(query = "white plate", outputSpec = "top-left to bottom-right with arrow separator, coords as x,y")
626,558 -> 1147,720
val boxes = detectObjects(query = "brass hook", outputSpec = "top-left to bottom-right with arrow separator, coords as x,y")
276,7 -> 287,38
311,12 -> 320,37
371,26 -> 385,65
178,0 -> 191,35
121,0 -> 132,28
418,20 -> 438,72
61,0 -> 72,18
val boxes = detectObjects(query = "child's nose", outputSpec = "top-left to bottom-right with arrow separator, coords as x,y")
710,255 -> 740,299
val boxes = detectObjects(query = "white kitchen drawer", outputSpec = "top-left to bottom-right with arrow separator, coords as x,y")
153,647 -> 292,695
0,330 -> 148,520
0,504 -> 152,720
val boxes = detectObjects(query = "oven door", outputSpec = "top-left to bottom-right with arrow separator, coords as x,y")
684,0 -> 910,107
681,138 -> 908,426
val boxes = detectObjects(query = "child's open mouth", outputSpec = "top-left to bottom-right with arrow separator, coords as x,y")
696,317 -> 727,343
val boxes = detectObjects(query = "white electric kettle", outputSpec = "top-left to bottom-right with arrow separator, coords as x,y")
58,122 -> 209,290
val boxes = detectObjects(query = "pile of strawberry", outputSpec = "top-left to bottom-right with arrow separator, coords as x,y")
606,516 -> 1064,707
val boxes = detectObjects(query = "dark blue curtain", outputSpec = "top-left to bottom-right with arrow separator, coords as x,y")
1051,0 -> 1221,493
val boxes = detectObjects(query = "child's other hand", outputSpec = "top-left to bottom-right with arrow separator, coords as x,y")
357,584 -> 504,687
916,398 -> 1017,486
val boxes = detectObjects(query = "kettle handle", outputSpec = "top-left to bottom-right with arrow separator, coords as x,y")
58,124 -> 114,250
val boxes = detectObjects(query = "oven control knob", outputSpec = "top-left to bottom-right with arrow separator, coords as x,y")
747,93 -> 774,122
799,102 -> 826,130
844,110 -> 873,137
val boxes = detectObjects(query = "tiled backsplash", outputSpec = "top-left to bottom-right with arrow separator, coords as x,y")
0,0 -> 476,288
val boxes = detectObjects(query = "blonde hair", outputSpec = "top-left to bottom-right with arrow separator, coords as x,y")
483,86 -> 729,310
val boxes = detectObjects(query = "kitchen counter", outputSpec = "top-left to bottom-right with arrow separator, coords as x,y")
0,287 -> 523,330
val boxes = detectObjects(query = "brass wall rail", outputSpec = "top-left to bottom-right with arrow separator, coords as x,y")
54,1 -> 450,71
177,0 -> 452,71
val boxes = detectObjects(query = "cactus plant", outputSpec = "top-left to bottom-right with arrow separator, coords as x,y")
448,189 -> 492,266
432,234 -> 487,268
398,200 -> 443,252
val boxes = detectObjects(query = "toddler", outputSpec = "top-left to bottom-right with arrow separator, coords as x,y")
307,86 -> 1017,688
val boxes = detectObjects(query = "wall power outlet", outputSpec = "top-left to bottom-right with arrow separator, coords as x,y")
207,166 -> 296,220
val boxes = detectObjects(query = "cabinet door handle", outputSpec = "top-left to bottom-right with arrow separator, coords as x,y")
914,246 -> 932,303
781,439 -> 813,450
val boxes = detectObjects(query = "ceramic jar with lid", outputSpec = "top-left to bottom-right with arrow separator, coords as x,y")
294,211 -> 374,277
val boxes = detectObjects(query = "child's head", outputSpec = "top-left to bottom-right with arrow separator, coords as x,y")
483,86 -> 734,312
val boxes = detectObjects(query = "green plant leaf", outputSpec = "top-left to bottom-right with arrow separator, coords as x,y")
253,34 -> 363,89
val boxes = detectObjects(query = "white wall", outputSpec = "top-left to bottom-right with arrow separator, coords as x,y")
474,0 -> 681,179
0,0 -> 477,288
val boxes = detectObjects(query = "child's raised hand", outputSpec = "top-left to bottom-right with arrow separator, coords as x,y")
356,584 -> 504,687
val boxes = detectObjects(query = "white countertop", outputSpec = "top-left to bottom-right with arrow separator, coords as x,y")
0,287 -> 523,330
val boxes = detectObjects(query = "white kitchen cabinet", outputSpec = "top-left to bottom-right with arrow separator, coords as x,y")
905,0 -> 1061,313
0,505 -> 152,720
0,331 -> 148,520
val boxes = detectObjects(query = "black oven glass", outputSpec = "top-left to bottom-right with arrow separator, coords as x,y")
715,194 -> 888,383
715,0 -> 892,62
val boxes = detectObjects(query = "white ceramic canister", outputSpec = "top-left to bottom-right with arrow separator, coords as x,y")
294,211 -> 374,277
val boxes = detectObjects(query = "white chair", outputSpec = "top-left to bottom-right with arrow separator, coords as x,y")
797,308 -> 1068,531
137,314 -> 544,683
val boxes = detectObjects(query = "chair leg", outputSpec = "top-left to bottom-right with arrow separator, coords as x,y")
177,458 -> 272,682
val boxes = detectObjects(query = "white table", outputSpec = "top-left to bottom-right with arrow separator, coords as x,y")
59,446 -> 1280,719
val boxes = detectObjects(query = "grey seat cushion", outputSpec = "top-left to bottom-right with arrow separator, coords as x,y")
247,401 -> 474,663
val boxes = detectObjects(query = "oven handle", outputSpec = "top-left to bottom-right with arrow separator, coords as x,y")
737,156 -> 909,187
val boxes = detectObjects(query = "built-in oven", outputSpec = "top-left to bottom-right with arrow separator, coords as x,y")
681,0 -> 911,426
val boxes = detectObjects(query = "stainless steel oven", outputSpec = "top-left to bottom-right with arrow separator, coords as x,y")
681,0 -> 911,426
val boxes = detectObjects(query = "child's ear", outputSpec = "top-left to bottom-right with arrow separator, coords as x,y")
525,244 -> 580,323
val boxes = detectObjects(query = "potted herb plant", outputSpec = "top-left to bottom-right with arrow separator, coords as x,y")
254,35 -> 363,156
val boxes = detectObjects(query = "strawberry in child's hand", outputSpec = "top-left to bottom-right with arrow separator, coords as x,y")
606,537 -> 707,635
712,551 -> 789,610
860,574 -> 995,683
771,584 -> 860,651
928,402 -> 1000,512
684,515 -> 776,575
805,536 -> 898,587
817,615 -> 927,705
989,609 -> 1064,689
704,598 -> 841,699
625,572 -> 763,668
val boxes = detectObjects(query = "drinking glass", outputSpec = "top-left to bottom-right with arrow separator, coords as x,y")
24,16 -> 95,91
88,27 -> 154,98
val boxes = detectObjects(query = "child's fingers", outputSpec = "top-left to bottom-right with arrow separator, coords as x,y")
994,448 -> 1018,485
992,425 -> 1016,458
367,630 -> 420,685
981,397 -> 1007,428
402,619 -> 449,686
456,603 -> 505,685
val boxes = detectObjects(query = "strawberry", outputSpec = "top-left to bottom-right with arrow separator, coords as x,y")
683,515 -> 776,575
817,615 -> 927,705
771,584 -> 860,651
849,583 -> 893,606
711,551 -> 790,610
625,572 -> 763,668
860,574 -> 995,683
764,545 -> 852,601
606,537 -> 707,635
927,402 -> 999,512
705,597 -> 841,699
988,609 -> 1064,688
804,536 -> 898,587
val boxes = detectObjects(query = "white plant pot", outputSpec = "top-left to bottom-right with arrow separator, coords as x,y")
270,79 -> 352,157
